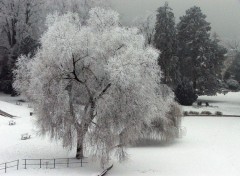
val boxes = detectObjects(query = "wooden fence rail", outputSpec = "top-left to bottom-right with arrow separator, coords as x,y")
0,158 -> 87,174
184,114 -> 240,117
0,160 -> 19,173
23,158 -> 87,169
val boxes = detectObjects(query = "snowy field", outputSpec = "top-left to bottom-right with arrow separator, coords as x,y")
1,93 -> 240,175
184,92 -> 240,116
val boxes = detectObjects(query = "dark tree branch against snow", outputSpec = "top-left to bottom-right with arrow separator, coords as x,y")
98,164 -> 113,176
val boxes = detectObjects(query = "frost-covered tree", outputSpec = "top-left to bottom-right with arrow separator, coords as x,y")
154,2 -> 179,87
13,55 -> 32,98
0,0 -> 109,94
226,40 -> 240,54
45,0 -> 109,24
134,12 -> 156,46
0,0 -> 43,93
0,0 -> 43,58
177,6 -> 226,95
14,8 -> 182,166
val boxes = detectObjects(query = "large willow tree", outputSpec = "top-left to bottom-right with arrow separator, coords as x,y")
14,8 -> 182,166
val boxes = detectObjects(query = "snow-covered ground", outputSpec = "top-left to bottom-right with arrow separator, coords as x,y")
1,93 -> 240,175
183,92 -> 240,116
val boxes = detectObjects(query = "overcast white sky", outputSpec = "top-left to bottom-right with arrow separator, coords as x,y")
110,0 -> 240,41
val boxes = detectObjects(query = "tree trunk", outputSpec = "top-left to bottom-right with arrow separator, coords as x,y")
66,82 -> 84,159
74,84 -> 111,159
193,80 -> 197,90
76,135 -> 84,159
75,99 -> 96,159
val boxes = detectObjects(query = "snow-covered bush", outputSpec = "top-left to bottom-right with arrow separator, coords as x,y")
183,111 -> 188,116
188,111 -> 199,115
215,111 -> 223,116
226,79 -> 239,91
201,111 -> 212,115
175,79 -> 198,106
163,102 -> 182,139
140,87 -> 182,141
13,8 -> 182,166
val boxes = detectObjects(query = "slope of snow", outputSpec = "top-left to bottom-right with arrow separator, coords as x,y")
1,93 -> 240,176
0,100 -> 74,162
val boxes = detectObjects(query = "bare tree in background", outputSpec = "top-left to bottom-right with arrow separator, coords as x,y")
0,0 -> 109,94
45,0 -> 109,24
0,0 -> 44,93
133,12 -> 156,46
0,0 -> 43,58
226,40 -> 240,53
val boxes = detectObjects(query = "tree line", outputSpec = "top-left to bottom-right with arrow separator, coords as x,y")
136,2 -> 230,105
0,0 -> 107,94
0,1 -> 238,106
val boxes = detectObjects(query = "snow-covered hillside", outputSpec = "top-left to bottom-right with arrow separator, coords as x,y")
1,93 -> 240,176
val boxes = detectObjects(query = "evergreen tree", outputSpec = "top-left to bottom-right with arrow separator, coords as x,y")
154,2 -> 179,87
175,78 -> 198,106
177,6 -> 226,95
196,34 -> 227,95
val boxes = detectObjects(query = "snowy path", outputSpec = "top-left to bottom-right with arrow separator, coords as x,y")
1,94 -> 240,175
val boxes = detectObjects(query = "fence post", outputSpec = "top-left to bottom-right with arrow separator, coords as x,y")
81,158 -> 83,167
5,163 -> 7,173
17,160 -> 19,170
24,159 -> 27,169
67,158 -> 69,168
40,159 -> 42,168
53,159 -> 56,169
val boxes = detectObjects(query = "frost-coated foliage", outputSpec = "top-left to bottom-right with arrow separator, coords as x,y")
0,0 -> 43,50
0,0 -> 109,95
0,0 -> 44,94
133,12 -> 156,46
13,55 -> 32,99
14,8 -> 181,166
45,0 -> 109,24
